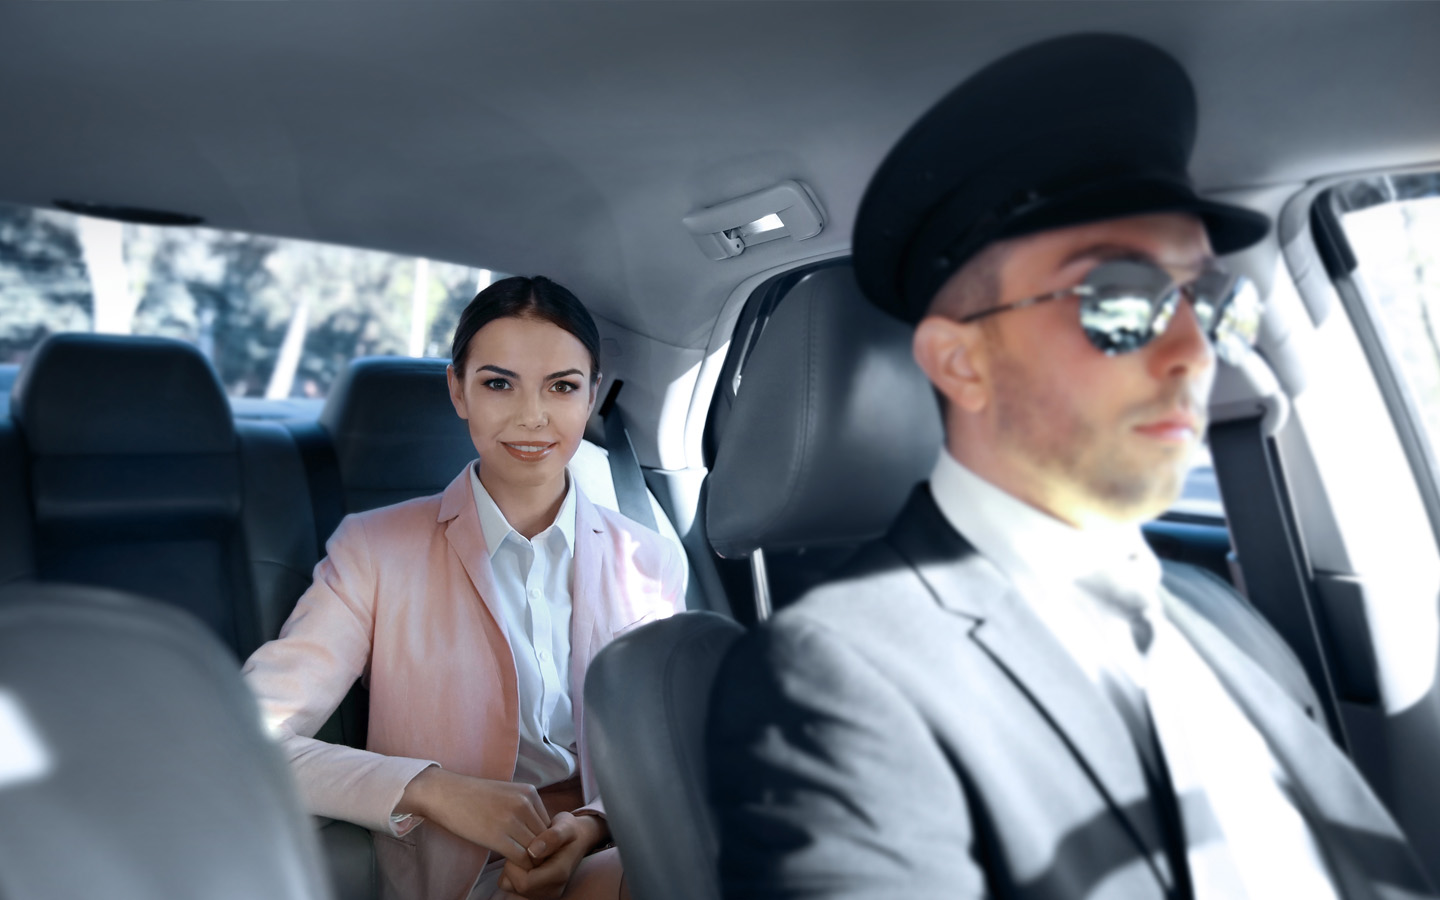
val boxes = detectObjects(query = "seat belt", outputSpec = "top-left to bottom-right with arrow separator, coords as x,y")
1207,416 -> 1348,750
599,380 -> 658,532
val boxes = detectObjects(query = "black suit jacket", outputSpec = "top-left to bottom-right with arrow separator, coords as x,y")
708,486 -> 1434,899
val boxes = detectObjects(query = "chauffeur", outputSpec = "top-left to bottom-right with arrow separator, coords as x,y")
708,34 -> 1437,899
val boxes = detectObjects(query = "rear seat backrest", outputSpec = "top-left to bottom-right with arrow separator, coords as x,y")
0,416 -> 36,586
9,334 -> 287,659
311,356 -> 476,531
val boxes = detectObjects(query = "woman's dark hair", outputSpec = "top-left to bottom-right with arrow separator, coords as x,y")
450,275 -> 602,383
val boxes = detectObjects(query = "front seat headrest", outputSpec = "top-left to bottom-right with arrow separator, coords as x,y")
706,265 -> 942,558
319,356 -> 477,506
11,333 -> 234,456
0,583 -> 331,900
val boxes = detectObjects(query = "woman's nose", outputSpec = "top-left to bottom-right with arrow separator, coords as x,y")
516,391 -> 548,427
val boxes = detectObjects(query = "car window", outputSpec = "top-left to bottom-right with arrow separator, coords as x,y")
0,202 -> 494,399
1331,173 -> 1440,457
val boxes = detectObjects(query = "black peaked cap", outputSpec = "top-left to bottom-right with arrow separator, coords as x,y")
853,33 -> 1271,324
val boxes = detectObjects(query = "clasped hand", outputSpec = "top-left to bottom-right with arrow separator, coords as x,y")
398,768 -> 605,899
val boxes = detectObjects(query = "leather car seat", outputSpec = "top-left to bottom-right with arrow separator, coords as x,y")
583,265 -> 941,900
9,334 -> 279,659
0,582 -> 332,900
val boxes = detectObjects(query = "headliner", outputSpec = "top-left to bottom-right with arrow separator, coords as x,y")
1,2 -> 1437,349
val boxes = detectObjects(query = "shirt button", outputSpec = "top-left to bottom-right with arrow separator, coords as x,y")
529,587 -> 541,599
538,649 -> 550,661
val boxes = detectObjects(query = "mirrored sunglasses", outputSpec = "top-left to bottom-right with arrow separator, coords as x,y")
958,259 -> 1263,365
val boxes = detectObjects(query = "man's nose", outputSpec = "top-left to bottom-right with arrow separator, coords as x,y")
1148,297 -> 1214,379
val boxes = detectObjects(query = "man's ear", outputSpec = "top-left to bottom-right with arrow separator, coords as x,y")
446,364 -> 469,420
913,315 -> 989,415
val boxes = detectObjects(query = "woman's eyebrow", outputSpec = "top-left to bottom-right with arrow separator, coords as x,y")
546,368 -> 584,381
478,364 -> 518,378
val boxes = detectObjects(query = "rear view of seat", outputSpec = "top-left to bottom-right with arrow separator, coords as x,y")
0,581 -> 332,900
583,265 -> 940,900
7,334 -> 318,656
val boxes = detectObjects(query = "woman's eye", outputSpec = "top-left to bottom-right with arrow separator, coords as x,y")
483,378 -> 511,391
551,381 -> 579,394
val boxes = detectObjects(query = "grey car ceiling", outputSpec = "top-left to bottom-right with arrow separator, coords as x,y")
1,2 -> 1437,351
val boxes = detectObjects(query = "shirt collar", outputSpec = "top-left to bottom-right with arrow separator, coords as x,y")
469,463 -> 577,558
928,449 -> 1163,602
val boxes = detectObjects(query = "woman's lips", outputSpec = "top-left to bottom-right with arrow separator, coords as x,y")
501,441 -> 557,462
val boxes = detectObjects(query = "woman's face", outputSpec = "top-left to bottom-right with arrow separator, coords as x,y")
446,315 -> 597,493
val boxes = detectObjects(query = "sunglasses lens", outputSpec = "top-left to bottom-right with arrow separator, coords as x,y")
1077,261 -> 1176,355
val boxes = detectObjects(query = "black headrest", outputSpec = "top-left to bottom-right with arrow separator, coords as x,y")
706,266 -> 943,558
320,356 -> 476,495
11,334 -> 234,456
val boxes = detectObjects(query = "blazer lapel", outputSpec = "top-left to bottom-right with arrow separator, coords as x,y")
888,487 -> 1176,889
1163,593 -> 1435,899
569,490 -> 606,696
437,464 -> 508,633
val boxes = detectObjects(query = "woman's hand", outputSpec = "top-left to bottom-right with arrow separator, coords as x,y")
496,811 -> 608,900
397,767 -> 551,867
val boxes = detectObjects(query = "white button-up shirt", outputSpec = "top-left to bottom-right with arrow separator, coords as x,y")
929,450 -> 1338,899
470,463 -> 579,788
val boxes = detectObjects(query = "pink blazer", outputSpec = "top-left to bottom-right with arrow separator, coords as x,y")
242,464 -> 685,900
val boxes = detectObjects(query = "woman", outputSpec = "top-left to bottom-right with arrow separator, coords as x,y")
243,276 -> 685,900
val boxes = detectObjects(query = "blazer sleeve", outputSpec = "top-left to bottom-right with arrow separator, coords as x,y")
242,514 -> 437,836
707,615 -> 989,900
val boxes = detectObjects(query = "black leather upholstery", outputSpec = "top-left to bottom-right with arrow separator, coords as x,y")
0,582 -> 333,900
12,333 -> 236,456
318,356 -> 476,520
10,334 -> 276,659
238,420 -> 323,643
0,418 -> 35,586
584,612 -> 743,900
706,265 -> 942,558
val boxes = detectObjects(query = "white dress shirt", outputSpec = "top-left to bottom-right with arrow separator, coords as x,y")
469,463 -> 580,789
929,450 -> 1339,899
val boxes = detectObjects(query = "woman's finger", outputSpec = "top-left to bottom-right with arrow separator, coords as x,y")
495,835 -> 537,868
520,786 -> 551,831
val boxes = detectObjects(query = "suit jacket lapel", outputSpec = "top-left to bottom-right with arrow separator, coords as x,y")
1163,592 -> 1435,899
437,465 -> 508,634
888,487 -> 1176,889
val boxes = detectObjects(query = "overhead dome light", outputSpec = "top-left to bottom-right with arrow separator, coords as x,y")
683,180 -> 824,260
53,199 -> 203,227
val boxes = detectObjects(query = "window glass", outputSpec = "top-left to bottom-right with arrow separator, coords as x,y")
0,202 -> 494,398
1332,173 -> 1440,451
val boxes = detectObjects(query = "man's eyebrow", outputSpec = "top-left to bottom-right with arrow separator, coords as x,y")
1060,242 -> 1214,272
1059,243 -> 1154,268
546,368 -> 584,381
477,364 -> 518,378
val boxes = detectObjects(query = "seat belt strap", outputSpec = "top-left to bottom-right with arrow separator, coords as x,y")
1207,416 -> 1348,749
599,380 -> 658,532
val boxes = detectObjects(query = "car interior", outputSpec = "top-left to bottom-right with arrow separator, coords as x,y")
3,3 -> 1440,898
